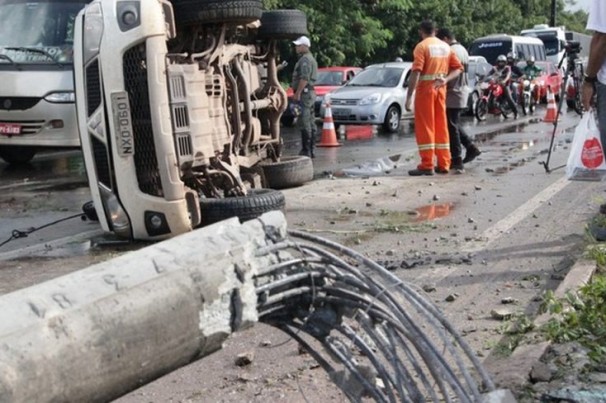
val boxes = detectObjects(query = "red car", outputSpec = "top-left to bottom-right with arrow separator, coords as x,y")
517,60 -> 563,101
282,66 -> 361,126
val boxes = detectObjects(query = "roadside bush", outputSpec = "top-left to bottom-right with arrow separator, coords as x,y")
539,245 -> 606,362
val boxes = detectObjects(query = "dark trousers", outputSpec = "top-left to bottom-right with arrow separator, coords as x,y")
503,86 -> 518,114
446,108 -> 472,161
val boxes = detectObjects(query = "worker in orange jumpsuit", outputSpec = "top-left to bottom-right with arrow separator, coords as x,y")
405,20 -> 464,176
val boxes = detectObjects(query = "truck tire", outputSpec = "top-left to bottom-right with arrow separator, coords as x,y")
199,188 -> 285,226
0,146 -> 37,165
170,0 -> 263,26
261,156 -> 313,189
258,10 -> 308,39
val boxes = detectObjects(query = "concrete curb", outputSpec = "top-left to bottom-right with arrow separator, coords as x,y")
485,257 -> 598,391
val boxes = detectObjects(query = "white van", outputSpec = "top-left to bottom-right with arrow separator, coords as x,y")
0,0 -> 90,164
469,34 -> 546,65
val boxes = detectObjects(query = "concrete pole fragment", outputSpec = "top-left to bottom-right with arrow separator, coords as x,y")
0,211 -> 288,403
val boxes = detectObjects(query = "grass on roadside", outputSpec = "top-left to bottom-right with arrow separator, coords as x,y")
538,243 -> 606,362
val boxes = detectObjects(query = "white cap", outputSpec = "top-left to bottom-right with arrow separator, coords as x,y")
293,36 -> 311,47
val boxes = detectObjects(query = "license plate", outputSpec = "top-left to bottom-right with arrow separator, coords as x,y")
0,123 -> 21,135
333,108 -> 351,116
111,92 -> 134,157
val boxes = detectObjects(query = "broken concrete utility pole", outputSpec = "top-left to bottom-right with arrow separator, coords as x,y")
0,213 -> 286,402
0,211 -> 507,402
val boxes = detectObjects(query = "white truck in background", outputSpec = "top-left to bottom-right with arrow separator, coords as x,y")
520,24 -> 567,67
521,24 -> 590,68
0,0 -> 90,164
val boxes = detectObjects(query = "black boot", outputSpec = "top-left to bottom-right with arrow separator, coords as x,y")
309,130 -> 316,158
299,130 -> 310,157
463,144 -> 482,164
451,157 -> 465,173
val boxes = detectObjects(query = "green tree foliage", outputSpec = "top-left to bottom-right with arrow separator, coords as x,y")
264,0 -> 589,67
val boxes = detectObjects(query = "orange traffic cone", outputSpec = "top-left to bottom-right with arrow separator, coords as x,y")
317,103 -> 341,147
543,86 -> 559,123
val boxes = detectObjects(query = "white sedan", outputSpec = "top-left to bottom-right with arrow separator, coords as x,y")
321,62 -> 413,133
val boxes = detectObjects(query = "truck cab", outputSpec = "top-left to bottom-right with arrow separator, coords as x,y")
73,0 -> 312,241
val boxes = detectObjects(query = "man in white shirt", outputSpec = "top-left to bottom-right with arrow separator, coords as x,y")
582,1 -> 606,133
583,1 -> 606,213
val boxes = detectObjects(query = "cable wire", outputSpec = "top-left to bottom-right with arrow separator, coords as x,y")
0,213 -> 84,249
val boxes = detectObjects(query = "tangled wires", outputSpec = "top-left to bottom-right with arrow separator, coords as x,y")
254,229 -> 495,402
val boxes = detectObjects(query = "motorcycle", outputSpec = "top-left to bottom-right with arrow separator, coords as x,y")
474,76 -> 513,121
518,77 -> 540,116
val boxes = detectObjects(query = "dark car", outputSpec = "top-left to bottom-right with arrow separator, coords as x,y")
281,66 -> 361,127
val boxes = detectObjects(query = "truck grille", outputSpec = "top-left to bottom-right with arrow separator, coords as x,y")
91,135 -> 112,189
0,97 -> 40,111
123,44 -> 163,197
86,59 -> 101,116
168,74 -> 191,158
172,105 -> 189,129
176,133 -> 192,156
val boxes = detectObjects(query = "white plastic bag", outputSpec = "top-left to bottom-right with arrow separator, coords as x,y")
566,111 -> 606,181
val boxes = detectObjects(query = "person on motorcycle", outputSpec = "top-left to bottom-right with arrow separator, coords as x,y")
507,52 -> 524,103
487,54 -> 519,118
522,55 -> 542,80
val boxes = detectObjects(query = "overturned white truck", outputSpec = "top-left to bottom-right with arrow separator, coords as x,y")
74,0 -> 313,240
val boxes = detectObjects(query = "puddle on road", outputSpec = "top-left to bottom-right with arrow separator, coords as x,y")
412,203 -> 455,222
31,180 -> 89,192
7,235 -> 149,261
331,203 -> 454,230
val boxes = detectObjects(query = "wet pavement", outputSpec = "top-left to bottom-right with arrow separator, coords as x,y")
0,108 -> 580,260
280,114 -> 555,177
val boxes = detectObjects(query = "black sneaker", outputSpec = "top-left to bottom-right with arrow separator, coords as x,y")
600,203 -> 606,215
463,146 -> 482,164
451,163 -> 465,174
435,167 -> 449,174
408,168 -> 435,176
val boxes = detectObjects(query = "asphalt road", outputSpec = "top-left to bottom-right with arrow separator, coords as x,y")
0,108 -> 583,287
0,107 -> 598,401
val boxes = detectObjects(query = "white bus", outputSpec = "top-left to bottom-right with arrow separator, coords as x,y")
0,0 -> 90,164
521,24 -> 567,67
469,34 -> 546,65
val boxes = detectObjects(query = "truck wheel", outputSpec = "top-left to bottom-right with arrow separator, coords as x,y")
261,156 -> 313,189
199,188 -> 285,226
258,10 -> 308,39
170,0 -> 263,26
0,146 -> 37,164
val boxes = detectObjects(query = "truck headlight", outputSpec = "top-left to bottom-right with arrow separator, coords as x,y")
83,3 -> 104,64
359,93 -> 382,105
44,91 -> 76,103
100,186 -> 132,239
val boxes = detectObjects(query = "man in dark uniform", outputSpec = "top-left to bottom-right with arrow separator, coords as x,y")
291,35 -> 318,157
